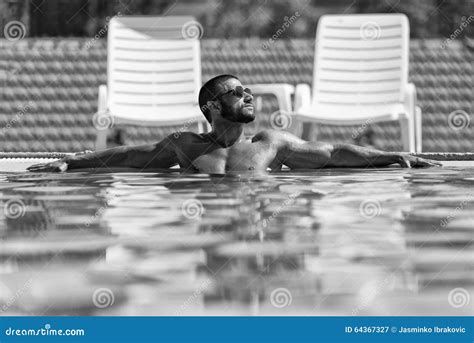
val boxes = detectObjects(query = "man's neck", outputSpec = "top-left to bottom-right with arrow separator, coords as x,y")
209,122 -> 246,148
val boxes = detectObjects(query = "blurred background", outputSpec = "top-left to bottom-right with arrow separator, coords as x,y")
0,0 -> 472,152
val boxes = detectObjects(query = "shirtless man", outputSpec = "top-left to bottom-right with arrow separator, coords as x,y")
27,74 -> 440,173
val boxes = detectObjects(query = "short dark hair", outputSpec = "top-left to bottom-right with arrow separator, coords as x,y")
198,74 -> 239,123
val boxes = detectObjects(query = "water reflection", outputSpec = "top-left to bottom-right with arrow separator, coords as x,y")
0,168 -> 472,315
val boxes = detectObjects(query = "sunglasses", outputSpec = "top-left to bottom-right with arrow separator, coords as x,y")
212,86 -> 252,101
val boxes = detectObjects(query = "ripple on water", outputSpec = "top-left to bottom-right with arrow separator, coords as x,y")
13,186 -> 97,193
0,236 -> 119,257
0,168 -> 472,315
213,241 -> 319,258
0,270 -> 126,314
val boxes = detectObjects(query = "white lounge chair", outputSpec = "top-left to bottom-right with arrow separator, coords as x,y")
246,83 -> 295,133
95,16 -> 208,150
292,14 -> 422,152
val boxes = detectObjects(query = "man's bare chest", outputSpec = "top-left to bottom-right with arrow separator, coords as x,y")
177,140 -> 279,173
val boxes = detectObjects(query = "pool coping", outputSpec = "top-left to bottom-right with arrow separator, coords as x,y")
0,152 -> 472,172
0,152 -> 472,160
408,152 -> 474,161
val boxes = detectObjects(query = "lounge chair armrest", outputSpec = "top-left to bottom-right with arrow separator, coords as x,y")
294,83 -> 311,112
247,83 -> 295,112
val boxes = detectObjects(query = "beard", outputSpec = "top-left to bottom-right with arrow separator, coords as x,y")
221,102 -> 255,123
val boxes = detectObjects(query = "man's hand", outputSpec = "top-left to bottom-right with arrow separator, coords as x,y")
27,150 -> 91,172
396,154 -> 442,168
27,159 -> 68,172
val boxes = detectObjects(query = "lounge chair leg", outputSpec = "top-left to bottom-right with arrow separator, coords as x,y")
415,107 -> 422,152
95,84 -> 109,151
95,129 -> 108,151
399,116 -> 414,152
301,122 -> 313,141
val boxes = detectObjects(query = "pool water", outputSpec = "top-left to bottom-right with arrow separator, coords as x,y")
0,166 -> 473,316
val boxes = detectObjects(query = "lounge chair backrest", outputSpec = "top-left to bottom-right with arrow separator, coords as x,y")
313,14 -> 409,109
107,16 -> 203,124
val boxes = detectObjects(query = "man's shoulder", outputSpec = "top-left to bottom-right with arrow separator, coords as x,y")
252,129 -> 301,145
168,131 -> 207,143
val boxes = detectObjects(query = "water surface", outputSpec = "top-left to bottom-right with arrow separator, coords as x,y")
0,167 -> 473,315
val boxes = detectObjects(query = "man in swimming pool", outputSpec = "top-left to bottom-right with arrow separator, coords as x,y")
28,74 -> 440,173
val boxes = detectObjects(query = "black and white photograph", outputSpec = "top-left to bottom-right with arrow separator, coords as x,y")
0,0 -> 472,341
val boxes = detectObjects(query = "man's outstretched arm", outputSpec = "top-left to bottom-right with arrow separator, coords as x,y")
270,131 -> 440,169
27,134 -> 178,172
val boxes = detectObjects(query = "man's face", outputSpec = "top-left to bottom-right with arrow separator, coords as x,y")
215,78 -> 255,123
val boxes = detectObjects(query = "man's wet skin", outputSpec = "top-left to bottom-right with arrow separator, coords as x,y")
173,132 -> 282,173
166,77 -> 279,174
27,75 -> 441,173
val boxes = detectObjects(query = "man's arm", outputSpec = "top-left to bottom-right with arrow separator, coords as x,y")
27,134 -> 178,172
270,131 -> 440,169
